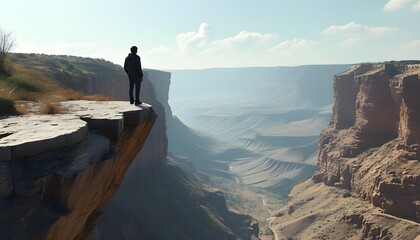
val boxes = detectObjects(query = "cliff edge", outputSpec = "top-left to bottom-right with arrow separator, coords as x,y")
269,62 -> 420,240
0,100 -> 156,240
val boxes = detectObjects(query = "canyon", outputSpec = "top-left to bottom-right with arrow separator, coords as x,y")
168,65 -> 351,196
2,54 -> 419,240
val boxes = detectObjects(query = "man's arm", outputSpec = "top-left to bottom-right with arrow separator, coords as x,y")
123,58 -> 129,74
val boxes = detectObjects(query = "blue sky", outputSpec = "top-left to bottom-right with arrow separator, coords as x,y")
1,0 -> 419,69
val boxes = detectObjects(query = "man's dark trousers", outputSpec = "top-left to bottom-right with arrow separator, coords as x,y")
129,78 -> 141,104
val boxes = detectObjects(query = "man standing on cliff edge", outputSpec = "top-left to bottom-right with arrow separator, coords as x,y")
124,46 -> 143,105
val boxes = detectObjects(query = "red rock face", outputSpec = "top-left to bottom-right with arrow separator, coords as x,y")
399,74 -> 420,146
314,62 -> 420,222
331,72 -> 357,129
354,72 -> 399,141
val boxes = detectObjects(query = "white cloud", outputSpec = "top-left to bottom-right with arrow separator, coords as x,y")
384,0 -> 420,11
175,23 -> 278,55
323,22 -> 361,35
412,0 -> 420,10
176,23 -> 211,51
405,39 -> 420,47
384,0 -> 412,11
323,22 -> 396,47
146,45 -> 172,55
269,39 -> 316,53
323,22 -> 395,36
210,31 -> 277,49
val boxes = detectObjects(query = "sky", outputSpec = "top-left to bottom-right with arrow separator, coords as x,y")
1,0 -> 419,69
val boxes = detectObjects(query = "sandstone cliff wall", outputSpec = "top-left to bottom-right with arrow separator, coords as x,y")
269,62 -> 420,240
0,101 -> 156,240
313,62 -> 420,222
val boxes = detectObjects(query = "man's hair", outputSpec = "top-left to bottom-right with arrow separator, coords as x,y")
130,46 -> 138,54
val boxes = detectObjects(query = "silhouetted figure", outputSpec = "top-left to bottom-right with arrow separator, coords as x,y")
124,46 -> 143,105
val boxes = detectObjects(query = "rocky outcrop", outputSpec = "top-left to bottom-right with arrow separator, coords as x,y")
0,100 -> 156,240
269,61 -> 420,240
313,62 -> 420,223
53,66 -> 170,172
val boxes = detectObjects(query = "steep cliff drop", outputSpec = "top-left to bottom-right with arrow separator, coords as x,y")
95,70 -> 259,240
269,62 -> 420,240
9,54 -> 259,240
0,101 -> 156,240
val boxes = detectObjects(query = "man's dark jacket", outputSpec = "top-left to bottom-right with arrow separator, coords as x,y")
124,53 -> 143,81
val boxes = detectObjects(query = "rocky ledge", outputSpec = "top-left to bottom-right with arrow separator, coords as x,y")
0,100 -> 156,240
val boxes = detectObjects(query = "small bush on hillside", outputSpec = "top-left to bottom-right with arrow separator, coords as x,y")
0,96 -> 16,115
0,76 -> 40,92
44,59 -> 60,69
14,53 -> 26,59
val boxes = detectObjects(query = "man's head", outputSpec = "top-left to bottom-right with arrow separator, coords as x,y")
130,46 -> 138,54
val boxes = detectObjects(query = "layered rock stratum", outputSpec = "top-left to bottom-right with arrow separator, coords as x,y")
0,100 -> 156,240
269,61 -> 420,240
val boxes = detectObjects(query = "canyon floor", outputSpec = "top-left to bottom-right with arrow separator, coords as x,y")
269,180 -> 420,240
167,65 -> 350,238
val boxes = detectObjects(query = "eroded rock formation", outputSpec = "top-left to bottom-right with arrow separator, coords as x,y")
314,62 -> 420,222
0,101 -> 156,240
270,61 -> 420,240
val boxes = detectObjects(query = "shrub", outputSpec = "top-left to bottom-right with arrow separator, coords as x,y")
38,101 -> 65,114
0,76 -> 40,92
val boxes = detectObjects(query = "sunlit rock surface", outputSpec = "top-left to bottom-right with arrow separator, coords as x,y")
315,62 -> 420,221
270,61 -> 420,240
0,100 -> 156,240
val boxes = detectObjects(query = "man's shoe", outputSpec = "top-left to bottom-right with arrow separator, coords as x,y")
135,101 -> 142,105
130,100 -> 134,104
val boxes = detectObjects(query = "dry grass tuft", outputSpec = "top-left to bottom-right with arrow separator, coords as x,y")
38,101 -> 67,115
1,57 -> 116,116
15,105 -> 29,115
82,94 -> 113,101
65,90 -> 85,100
